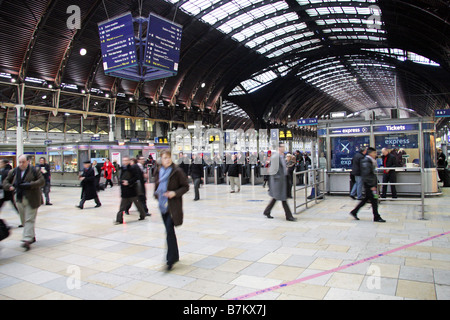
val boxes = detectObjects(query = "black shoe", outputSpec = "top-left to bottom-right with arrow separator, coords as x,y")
350,211 -> 360,220
95,204 -> 102,208
263,212 -> 274,219
46,202 -> 53,205
286,216 -> 297,222
125,211 -> 129,215
76,205 -> 83,209
374,217 -> 386,223
350,195 -> 356,200
145,212 -> 151,216
193,198 -> 199,201
167,259 -> 179,271
21,241 -> 31,251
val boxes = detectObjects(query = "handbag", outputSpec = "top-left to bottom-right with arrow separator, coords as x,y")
0,219 -> 11,241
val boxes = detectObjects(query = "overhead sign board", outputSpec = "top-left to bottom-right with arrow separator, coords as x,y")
329,126 -> 370,135
373,124 -> 419,132
144,13 -> 182,74
98,12 -> 138,73
435,109 -> 450,118
297,118 -> 318,126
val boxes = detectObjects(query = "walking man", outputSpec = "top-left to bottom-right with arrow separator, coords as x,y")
224,154 -> 242,193
3,155 -> 45,251
77,160 -> 101,209
263,143 -> 296,221
189,153 -> 203,201
350,147 -> 386,222
115,156 -> 147,224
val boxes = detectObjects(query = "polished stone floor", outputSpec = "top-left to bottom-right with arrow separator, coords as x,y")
0,181 -> 449,300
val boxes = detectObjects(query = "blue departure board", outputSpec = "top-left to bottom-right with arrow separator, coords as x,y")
98,13 -> 138,73
144,13 -> 182,74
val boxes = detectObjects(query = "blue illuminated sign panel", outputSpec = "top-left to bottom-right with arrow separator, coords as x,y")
297,118 -> 318,126
435,109 -> 450,118
373,124 -> 418,132
144,13 -> 182,74
98,13 -> 138,73
329,126 -> 370,135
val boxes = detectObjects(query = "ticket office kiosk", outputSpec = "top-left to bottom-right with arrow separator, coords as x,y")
318,117 -> 439,196
47,142 -> 163,186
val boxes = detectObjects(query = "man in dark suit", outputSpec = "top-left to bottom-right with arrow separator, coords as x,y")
36,157 -> 52,205
77,161 -> 101,209
381,148 -> 398,198
189,153 -> 203,201
115,156 -> 147,224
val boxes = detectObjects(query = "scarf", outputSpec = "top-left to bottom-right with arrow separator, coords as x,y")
156,166 -> 172,214
14,166 -> 29,202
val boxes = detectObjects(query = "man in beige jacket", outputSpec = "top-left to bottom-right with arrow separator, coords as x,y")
3,155 -> 45,251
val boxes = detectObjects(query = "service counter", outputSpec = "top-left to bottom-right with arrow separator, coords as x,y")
327,167 -> 439,195
318,117 -> 440,196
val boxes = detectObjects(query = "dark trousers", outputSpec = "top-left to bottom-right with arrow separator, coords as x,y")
381,171 -> 397,198
116,197 -> 146,223
193,177 -> 201,200
106,179 -> 113,188
161,211 -> 179,265
43,182 -> 51,203
79,195 -> 101,208
352,185 -> 381,219
125,194 -> 149,214
0,197 -> 19,213
264,198 -> 294,219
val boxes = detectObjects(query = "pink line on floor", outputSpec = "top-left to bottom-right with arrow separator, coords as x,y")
231,231 -> 450,300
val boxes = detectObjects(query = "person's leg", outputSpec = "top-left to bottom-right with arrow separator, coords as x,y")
16,200 -> 25,226
44,183 -> 51,204
22,199 -> 38,245
389,172 -> 397,198
350,185 -> 370,219
116,198 -> 131,223
132,197 -> 147,220
281,201 -> 296,221
230,177 -> 236,192
356,176 -> 364,200
236,176 -> 241,192
193,178 -> 200,200
263,198 -> 276,218
94,195 -> 101,207
381,173 -> 388,198
161,212 -> 179,268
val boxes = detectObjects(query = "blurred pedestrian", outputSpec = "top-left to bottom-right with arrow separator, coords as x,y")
3,155 -> 45,251
350,147 -> 386,222
77,160 -> 101,209
154,150 -> 189,270
263,143 -> 296,221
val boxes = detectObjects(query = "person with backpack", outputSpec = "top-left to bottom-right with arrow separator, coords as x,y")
3,155 -> 45,251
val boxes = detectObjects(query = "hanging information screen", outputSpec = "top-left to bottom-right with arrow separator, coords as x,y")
144,13 -> 182,74
98,13 -> 138,73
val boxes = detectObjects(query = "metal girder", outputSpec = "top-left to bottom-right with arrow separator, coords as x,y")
18,0 -> 59,82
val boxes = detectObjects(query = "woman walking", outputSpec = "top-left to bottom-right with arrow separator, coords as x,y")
154,150 -> 189,270
101,158 -> 115,188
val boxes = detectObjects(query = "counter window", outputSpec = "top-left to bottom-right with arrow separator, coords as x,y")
375,134 -> 418,167
330,136 -> 370,170
48,151 -> 62,172
63,150 -> 78,173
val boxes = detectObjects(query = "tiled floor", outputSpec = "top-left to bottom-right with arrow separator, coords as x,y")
0,182 -> 449,300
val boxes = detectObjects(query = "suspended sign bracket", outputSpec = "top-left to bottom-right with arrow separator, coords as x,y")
98,12 -> 182,82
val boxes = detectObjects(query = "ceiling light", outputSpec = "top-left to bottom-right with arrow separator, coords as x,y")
80,48 -> 87,56
201,83 -> 206,88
